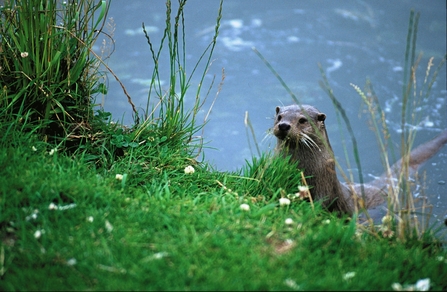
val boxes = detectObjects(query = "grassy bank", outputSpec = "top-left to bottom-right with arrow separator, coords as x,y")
1,134 -> 446,290
1,0 -> 447,290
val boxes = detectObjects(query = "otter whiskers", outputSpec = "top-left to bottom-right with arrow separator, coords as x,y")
300,133 -> 321,152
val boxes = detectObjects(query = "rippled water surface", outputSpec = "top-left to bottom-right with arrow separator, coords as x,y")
102,1 -> 446,225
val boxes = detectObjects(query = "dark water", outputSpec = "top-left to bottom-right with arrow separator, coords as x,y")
101,1 -> 446,227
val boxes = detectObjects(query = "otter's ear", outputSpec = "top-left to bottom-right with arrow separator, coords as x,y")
276,106 -> 281,115
317,113 -> 326,122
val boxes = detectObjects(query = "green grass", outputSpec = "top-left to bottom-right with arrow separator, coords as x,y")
0,0 -> 108,139
1,135 -> 447,290
1,1 -> 447,290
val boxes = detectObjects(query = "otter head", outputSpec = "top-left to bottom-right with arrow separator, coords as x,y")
273,104 -> 329,151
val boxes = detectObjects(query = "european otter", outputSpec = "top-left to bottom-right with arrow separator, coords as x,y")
273,104 -> 447,215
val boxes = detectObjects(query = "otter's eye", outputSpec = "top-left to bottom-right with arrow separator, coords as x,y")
298,118 -> 307,124
277,115 -> 282,122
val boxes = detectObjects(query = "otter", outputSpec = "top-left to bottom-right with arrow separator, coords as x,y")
273,104 -> 447,215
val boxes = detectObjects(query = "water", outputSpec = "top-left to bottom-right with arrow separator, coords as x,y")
102,0 -> 446,227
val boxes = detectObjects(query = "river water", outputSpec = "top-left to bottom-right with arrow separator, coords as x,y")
101,1 -> 446,228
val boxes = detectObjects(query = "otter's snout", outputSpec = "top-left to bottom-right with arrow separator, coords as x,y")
278,122 -> 291,132
274,122 -> 291,140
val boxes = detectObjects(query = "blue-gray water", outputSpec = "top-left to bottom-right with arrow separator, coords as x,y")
101,1 -> 446,227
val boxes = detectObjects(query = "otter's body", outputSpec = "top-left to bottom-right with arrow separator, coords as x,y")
273,104 -> 447,214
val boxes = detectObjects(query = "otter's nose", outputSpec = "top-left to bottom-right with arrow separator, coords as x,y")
278,122 -> 291,131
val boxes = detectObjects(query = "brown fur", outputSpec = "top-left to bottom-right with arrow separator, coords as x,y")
273,104 -> 447,215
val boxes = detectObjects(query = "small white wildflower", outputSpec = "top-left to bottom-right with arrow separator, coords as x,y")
87,216 -> 94,222
26,209 -> 39,221
153,252 -> 168,259
49,148 -> 57,155
32,146 -> 37,151
285,218 -> 294,225
382,214 -> 393,224
105,220 -> 113,232
391,282 -> 402,291
285,239 -> 294,245
297,185 -> 310,199
240,203 -> 250,211
20,52 -> 29,58
66,258 -> 77,266
415,278 -> 430,291
184,165 -> 195,174
343,271 -> 356,281
34,230 -> 42,239
284,278 -> 300,290
115,174 -> 123,181
382,229 -> 394,238
48,202 -> 58,210
279,198 -> 291,206
322,219 -> 331,225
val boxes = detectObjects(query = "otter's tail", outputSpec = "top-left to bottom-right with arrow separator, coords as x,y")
370,129 -> 447,188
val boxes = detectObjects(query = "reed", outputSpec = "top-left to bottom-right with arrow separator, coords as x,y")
346,10 -> 446,240
137,0 -> 223,159
0,0 -> 109,140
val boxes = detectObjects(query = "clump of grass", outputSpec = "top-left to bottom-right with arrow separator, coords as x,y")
73,0 -> 224,173
239,153 -> 305,202
0,0 -> 109,141
134,0 -> 223,160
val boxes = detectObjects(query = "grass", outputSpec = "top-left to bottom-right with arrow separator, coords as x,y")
2,135 -> 447,290
331,10 -> 447,240
0,0 -> 108,140
1,1 -> 447,291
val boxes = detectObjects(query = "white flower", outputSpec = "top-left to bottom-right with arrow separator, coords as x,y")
184,165 -> 195,174
382,214 -> 393,224
240,203 -> 250,211
153,252 -> 168,259
284,278 -> 300,290
115,174 -> 123,181
34,230 -> 42,239
297,185 -> 310,199
26,209 -> 39,221
391,283 -> 402,291
322,219 -> 331,225
48,202 -> 58,210
87,216 -> 94,222
382,229 -> 394,238
391,278 -> 430,291
279,198 -> 291,206
49,148 -> 57,155
20,52 -> 29,58
285,218 -> 294,225
32,146 -> 37,151
343,271 -> 356,281
415,278 -> 430,291
105,220 -> 113,232
66,258 -> 77,266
